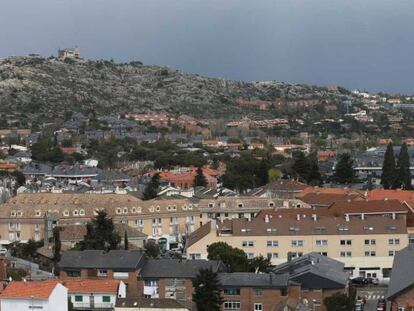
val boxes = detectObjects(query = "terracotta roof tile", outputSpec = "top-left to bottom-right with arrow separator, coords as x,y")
0,280 -> 59,299
62,279 -> 120,294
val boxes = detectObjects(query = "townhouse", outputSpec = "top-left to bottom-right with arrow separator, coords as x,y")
186,205 -> 409,280
63,279 -> 126,309
387,245 -> 414,310
59,250 -> 146,298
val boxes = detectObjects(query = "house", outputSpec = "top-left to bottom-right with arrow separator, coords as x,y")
63,279 -> 126,309
58,48 -> 80,60
115,298 -> 189,311
59,250 -> 146,298
273,253 -> 348,310
218,272 -> 291,311
387,245 -> 414,310
140,259 -> 224,302
0,279 -> 68,311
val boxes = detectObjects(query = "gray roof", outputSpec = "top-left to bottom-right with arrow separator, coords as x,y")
23,163 -> 52,175
115,298 -> 188,309
273,253 -> 348,289
387,245 -> 414,299
59,250 -> 145,270
141,259 -> 224,279
218,272 -> 289,288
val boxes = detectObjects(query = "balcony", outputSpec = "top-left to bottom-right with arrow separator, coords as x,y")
73,302 -> 113,309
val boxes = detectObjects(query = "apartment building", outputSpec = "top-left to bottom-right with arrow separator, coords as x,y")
0,193 -> 304,250
186,208 -> 408,280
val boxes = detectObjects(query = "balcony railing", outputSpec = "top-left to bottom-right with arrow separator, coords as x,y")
73,302 -> 113,309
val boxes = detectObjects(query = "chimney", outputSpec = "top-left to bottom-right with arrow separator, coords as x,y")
345,214 -> 350,222
264,215 -> 270,223
392,213 -> 396,220
361,213 -> 365,220
312,214 -> 317,222
296,214 -> 300,221
287,282 -> 301,300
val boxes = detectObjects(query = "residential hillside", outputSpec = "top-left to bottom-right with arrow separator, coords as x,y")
0,55 -> 348,126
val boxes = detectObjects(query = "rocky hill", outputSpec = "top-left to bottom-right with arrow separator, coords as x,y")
0,55 -> 347,126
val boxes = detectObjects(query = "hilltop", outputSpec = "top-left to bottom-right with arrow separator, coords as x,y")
0,55 -> 348,127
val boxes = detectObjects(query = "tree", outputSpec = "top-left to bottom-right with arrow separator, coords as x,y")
52,227 -> 62,262
307,151 -> 322,185
381,143 -> 397,189
207,242 -> 249,272
124,231 -> 129,250
334,153 -> 355,183
257,159 -> 270,186
143,173 -> 160,200
76,211 -> 121,250
323,292 -> 354,311
192,268 -> 223,311
145,240 -> 160,258
193,166 -> 207,187
396,143 -> 412,190
248,255 -> 272,273
291,151 -> 310,182
268,168 -> 282,183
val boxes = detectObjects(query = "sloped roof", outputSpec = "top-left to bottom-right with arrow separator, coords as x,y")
387,245 -> 414,299
273,253 -> 348,289
141,259 -> 223,278
186,222 -> 212,248
62,279 -> 120,294
218,272 -> 289,288
59,250 -> 145,270
0,280 -> 59,299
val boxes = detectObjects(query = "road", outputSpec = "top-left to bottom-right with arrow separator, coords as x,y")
357,286 -> 388,311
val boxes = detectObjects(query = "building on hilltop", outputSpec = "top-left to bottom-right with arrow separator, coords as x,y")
58,48 -> 80,60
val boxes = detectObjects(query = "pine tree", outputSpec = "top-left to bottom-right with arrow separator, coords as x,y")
291,151 -> 310,182
396,143 -> 412,190
381,143 -> 396,189
143,173 -> 160,200
334,153 -> 355,183
76,210 -> 121,250
192,268 -> 223,311
124,231 -> 129,250
257,159 -> 270,186
193,166 -> 208,187
307,151 -> 322,185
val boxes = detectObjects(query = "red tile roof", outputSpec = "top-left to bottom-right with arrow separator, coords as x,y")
0,280 -> 59,299
62,279 -> 120,294
363,189 -> 414,202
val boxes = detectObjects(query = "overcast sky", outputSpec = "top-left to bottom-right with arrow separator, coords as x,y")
1,0 -> 413,94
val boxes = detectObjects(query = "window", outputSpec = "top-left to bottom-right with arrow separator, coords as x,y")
35,210 -> 41,217
67,270 -> 80,277
389,238 -> 400,245
382,268 -> 392,278
97,269 -> 107,277
389,250 -> 396,256
224,288 -> 240,295
316,240 -> 328,246
73,210 -> 79,216
242,241 -> 254,247
267,240 -> 278,247
291,240 -> 303,247
238,203 -> 244,208
74,295 -> 83,302
102,296 -> 111,303
269,202 -> 275,207
340,251 -> 352,257
79,209 -> 85,216
364,239 -> 376,245
254,288 -> 263,297
290,252 -> 303,259
318,252 -> 328,256
190,253 -> 201,260
223,301 -> 241,310
63,210 -> 69,216
267,253 -> 279,259
365,251 -> 376,257
254,303 -> 263,311
135,219 -> 143,227
208,202 -> 214,208
340,239 -> 352,246
116,208 -> 122,215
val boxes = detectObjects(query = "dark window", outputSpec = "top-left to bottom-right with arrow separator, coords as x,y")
224,288 -> 240,295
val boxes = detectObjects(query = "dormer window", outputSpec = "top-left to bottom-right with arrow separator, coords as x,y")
79,209 -> 85,216
63,210 -> 69,217
238,203 -> 244,208
188,205 -> 193,210
123,207 -> 128,214
269,202 -> 275,208
10,211 -> 16,217
156,206 -> 160,212
131,207 -> 137,213
35,210 -> 41,217
116,208 -> 122,215
17,211 -> 23,217
208,202 -> 214,208
73,210 -> 79,216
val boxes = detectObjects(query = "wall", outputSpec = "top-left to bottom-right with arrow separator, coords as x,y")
389,287 -> 414,311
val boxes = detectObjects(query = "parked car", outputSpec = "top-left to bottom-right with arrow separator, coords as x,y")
367,277 -> 380,285
351,277 -> 370,285
0,248 -> 7,256
376,299 -> 386,311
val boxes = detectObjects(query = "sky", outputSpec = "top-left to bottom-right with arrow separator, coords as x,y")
0,0 -> 413,94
